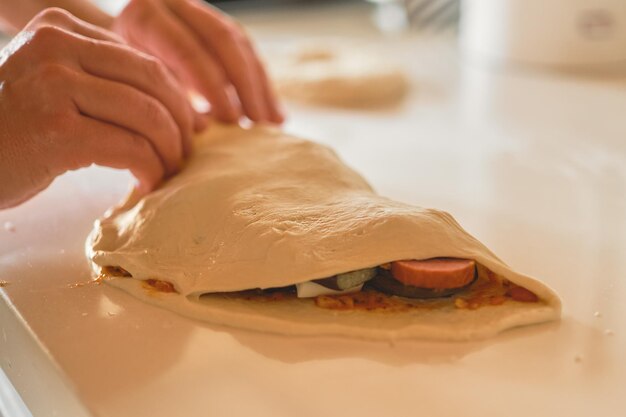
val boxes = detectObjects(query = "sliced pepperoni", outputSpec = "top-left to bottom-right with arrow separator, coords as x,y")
390,258 -> 476,289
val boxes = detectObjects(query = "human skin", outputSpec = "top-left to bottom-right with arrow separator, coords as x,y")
0,0 -> 283,123
0,0 -> 283,209
0,8 -> 192,208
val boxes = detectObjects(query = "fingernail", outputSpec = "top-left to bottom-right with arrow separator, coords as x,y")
135,182 -> 152,196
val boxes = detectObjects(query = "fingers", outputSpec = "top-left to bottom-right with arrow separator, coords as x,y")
32,9 -> 194,152
30,8 -> 124,43
189,92 -> 210,132
172,2 -> 268,121
171,0 -> 284,124
152,16 -> 240,123
72,116 -> 165,193
211,39 -> 267,122
193,111 -> 209,132
250,50 -> 285,124
76,39 -> 194,155
0,10 -> 187,206
72,72 -> 183,176
119,1 -> 240,123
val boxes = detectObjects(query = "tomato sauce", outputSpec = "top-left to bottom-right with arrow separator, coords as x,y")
143,279 -> 178,294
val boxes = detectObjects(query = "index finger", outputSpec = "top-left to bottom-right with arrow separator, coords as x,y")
77,39 -> 194,155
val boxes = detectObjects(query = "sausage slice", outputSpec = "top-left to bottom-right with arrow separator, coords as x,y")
390,258 -> 476,289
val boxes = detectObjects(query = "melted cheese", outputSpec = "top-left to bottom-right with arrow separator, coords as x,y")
296,281 -> 364,298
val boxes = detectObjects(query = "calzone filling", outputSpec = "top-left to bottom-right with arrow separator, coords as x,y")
100,258 -> 541,312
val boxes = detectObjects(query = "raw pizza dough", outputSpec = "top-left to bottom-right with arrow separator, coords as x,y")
270,46 -> 409,108
87,125 -> 561,341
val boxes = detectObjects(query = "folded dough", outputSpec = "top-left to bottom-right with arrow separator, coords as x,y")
87,125 -> 560,341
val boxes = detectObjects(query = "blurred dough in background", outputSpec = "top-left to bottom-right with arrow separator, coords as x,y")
268,44 -> 409,108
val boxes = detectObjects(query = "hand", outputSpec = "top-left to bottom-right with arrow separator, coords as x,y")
0,8 -> 193,209
113,0 -> 283,124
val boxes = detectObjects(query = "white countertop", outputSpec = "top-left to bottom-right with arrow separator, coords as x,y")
1,3 -> 626,417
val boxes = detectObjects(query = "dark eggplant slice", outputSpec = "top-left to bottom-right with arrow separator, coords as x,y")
367,268 -> 477,299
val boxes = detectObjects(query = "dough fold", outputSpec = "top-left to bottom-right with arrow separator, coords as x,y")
87,125 -> 560,341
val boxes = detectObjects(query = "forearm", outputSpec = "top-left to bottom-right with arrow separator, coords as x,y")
0,0 -> 112,32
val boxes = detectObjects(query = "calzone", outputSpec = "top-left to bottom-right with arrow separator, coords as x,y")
87,125 -> 561,341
